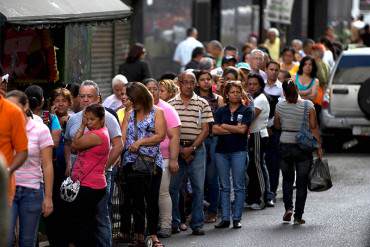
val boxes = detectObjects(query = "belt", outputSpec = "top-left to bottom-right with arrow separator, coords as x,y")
180,139 -> 194,147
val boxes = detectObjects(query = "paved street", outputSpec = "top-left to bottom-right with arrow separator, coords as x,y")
161,153 -> 370,247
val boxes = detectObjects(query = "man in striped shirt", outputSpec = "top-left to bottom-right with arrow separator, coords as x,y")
169,71 -> 214,236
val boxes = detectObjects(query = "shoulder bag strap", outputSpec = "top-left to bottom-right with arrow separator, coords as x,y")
301,100 -> 309,131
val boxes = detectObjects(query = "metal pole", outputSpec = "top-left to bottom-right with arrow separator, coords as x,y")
0,155 -> 9,247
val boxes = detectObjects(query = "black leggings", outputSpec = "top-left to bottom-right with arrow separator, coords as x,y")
120,164 -> 162,235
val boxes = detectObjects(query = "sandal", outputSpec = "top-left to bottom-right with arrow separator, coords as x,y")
153,240 -> 165,247
204,213 -> 217,223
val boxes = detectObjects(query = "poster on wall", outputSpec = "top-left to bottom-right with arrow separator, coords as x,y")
265,0 -> 295,25
1,28 -> 59,83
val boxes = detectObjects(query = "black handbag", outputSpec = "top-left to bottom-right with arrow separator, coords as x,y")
131,111 -> 157,176
308,158 -> 333,192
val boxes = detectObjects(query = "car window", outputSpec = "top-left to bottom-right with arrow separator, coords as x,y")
333,55 -> 370,84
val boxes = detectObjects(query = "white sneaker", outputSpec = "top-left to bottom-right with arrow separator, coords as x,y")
250,202 -> 265,210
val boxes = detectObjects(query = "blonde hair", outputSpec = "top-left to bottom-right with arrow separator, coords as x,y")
159,79 -> 179,99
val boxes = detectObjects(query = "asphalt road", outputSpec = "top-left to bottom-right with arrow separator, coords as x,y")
161,153 -> 370,247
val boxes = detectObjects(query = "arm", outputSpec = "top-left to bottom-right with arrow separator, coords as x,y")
40,146 -> 54,217
64,141 -> 72,176
212,124 -> 231,135
217,95 -> 225,107
181,122 -> 209,159
168,126 -> 180,174
129,109 -> 167,152
106,136 -> 123,169
51,130 -> 61,148
309,108 -> 323,158
274,112 -> 281,130
220,123 -> 248,134
8,151 -> 28,175
308,79 -> 319,101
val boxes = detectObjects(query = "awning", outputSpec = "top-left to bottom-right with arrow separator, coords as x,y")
0,0 -> 131,27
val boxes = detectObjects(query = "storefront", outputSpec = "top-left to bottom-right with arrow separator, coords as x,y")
0,0 -> 131,98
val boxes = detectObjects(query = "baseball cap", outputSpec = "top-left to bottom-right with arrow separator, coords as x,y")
236,62 -> 251,71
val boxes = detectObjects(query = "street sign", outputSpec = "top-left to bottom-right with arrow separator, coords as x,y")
265,0 -> 295,24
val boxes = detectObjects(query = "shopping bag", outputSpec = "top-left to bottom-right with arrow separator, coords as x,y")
308,158 -> 333,192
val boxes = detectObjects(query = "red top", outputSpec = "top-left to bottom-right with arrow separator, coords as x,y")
72,127 -> 109,189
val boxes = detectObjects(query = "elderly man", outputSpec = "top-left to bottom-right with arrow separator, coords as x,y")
64,80 -> 123,247
169,71 -> 214,236
264,28 -> 281,61
249,49 -> 268,81
103,74 -> 128,112
206,40 -> 223,67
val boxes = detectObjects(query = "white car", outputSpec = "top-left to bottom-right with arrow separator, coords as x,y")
321,48 -> 370,142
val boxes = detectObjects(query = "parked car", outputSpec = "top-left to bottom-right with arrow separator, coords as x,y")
321,48 -> 370,143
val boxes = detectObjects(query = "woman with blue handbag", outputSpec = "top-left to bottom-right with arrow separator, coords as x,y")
274,79 -> 322,225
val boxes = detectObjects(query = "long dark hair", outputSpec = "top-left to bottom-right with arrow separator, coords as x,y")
25,85 -> 44,111
126,43 -> 145,63
126,82 -> 153,113
297,56 -> 317,78
6,90 -> 33,117
282,79 -> 298,103
247,73 -> 265,98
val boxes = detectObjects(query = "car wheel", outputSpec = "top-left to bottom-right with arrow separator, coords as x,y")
358,78 -> 370,119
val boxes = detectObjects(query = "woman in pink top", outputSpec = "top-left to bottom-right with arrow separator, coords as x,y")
66,103 -> 109,247
6,90 -> 54,247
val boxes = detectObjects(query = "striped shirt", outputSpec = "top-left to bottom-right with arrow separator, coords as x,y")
15,119 -> 54,189
276,99 -> 314,144
169,93 -> 214,141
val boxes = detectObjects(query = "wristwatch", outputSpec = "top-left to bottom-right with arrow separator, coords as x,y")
192,146 -> 197,151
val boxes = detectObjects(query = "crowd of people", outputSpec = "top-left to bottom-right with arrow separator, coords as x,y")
1,25 -> 351,247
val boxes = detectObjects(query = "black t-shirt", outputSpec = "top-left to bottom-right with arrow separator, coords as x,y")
214,104 -> 254,153
118,60 -> 152,82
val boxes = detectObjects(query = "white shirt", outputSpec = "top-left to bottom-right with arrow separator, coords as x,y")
173,37 -> 203,70
264,80 -> 283,97
250,93 -> 270,137
103,94 -> 122,112
323,50 -> 335,71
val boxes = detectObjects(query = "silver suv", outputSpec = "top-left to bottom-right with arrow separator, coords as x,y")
321,48 -> 370,140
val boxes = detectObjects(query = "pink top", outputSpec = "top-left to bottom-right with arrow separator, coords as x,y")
15,119 -> 54,189
157,99 -> 181,159
72,127 -> 110,189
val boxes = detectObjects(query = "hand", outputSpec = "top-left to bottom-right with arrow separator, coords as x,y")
317,147 -> 323,159
42,197 -> 53,217
180,147 -> 193,159
129,140 -> 141,153
81,111 -> 88,128
50,105 -> 57,115
65,164 -> 71,177
169,159 -> 179,174
184,155 -> 194,165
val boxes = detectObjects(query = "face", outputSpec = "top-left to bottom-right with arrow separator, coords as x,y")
146,81 -> 160,103
113,83 -> 125,99
303,60 -> 313,75
7,96 -> 29,117
223,72 -> 237,82
247,77 -> 262,96
179,73 -> 196,97
120,86 -> 130,106
85,111 -> 104,130
267,31 -> 276,42
159,85 -> 171,101
227,86 -> 242,104
250,53 -> 264,70
198,73 -> 213,91
304,43 -> 313,55
53,95 -> 71,114
79,86 -> 99,109
278,71 -> 288,82
282,51 -> 294,64
266,64 -> 280,82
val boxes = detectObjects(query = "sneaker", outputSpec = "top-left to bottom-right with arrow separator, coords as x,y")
294,218 -> 306,225
266,200 -> 275,207
283,209 -> 293,222
250,202 -> 265,210
157,228 -> 171,238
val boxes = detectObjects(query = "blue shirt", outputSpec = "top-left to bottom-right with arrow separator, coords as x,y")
214,104 -> 254,153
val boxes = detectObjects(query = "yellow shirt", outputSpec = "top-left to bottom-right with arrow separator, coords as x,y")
264,37 -> 280,61
117,108 -> 126,124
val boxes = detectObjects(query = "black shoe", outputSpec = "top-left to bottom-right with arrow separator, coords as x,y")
214,220 -> 230,228
171,226 -> 180,234
266,200 -> 275,207
233,220 -> 242,229
192,229 -> 205,236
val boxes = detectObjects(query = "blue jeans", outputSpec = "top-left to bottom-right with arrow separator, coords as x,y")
170,144 -> 206,230
95,171 -> 112,247
8,185 -> 44,247
204,136 -> 219,214
216,151 -> 247,221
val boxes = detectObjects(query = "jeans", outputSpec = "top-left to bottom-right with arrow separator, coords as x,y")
8,185 -> 44,247
158,159 -> 172,229
216,151 -> 247,221
170,144 -> 206,230
95,171 -> 112,247
280,144 -> 312,219
204,136 -> 219,214
265,130 -> 281,197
